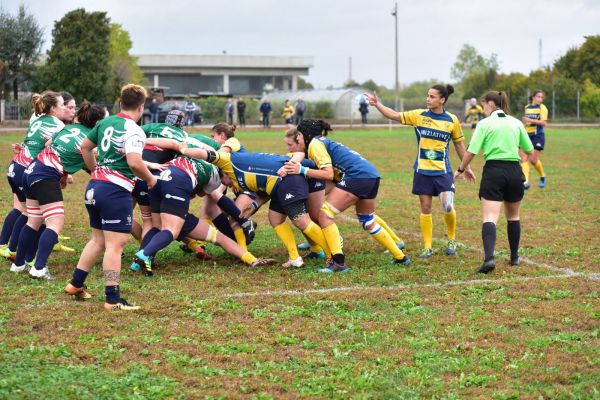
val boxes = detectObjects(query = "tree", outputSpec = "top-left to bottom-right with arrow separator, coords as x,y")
580,79 -> 600,120
400,79 -> 438,99
554,36 -> 600,86
361,79 -> 381,93
343,79 -> 360,88
451,44 -> 498,82
34,9 -> 111,101
297,77 -> 313,90
0,5 -> 44,100
105,24 -> 145,101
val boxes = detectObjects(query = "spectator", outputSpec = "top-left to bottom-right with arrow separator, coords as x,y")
237,98 -> 247,127
171,101 -> 181,111
359,97 -> 369,125
226,98 -> 235,125
295,96 -> 306,125
184,100 -> 196,126
260,99 -> 272,128
282,99 -> 295,127
149,99 -> 159,123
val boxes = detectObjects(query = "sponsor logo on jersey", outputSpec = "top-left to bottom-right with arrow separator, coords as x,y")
314,181 -> 323,188
284,193 -> 294,200
425,150 -> 438,160
159,170 -> 172,181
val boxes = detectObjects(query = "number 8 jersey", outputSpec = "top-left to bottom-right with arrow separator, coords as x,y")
87,114 -> 146,192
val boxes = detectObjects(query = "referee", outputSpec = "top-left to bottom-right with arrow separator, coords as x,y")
455,91 -> 534,274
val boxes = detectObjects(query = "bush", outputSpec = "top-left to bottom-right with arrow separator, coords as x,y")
307,101 -> 334,119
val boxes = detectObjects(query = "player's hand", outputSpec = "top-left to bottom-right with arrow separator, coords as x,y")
11,143 -> 22,154
277,166 -> 288,177
283,161 -> 300,175
461,168 -> 476,184
522,117 -> 532,123
364,92 -> 378,106
146,162 -> 165,171
178,141 -> 188,154
67,174 -> 74,184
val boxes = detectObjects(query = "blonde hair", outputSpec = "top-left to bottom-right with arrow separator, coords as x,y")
31,91 -> 62,115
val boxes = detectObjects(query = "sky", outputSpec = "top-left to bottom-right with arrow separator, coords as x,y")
2,0 -> 598,89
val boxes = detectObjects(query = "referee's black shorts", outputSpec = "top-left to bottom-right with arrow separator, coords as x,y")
479,160 -> 525,202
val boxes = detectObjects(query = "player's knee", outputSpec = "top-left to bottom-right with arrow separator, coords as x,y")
440,192 -> 454,213
321,201 -> 340,220
357,213 -> 381,234
204,225 -> 218,243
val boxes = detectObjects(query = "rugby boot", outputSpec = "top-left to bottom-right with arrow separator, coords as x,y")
64,283 -> 93,301
104,298 -> 140,311
477,259 -> 496,274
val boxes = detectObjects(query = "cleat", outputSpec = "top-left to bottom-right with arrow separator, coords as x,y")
384,241 -> 406,254
539,176 -> 546,189
64,283 -> 93,300
510,257 -> 521,266
418,248 -> 434,259
523,182 -> 530,190
241,220 -> 257,245
134,250 -> 153,276
282,256 -> 304,268
445,239 -> 457,256
104,298 -> 140,311
477,260 -> 496,274
58,235 -> 71,241
0,247 -> 16,260
249,257 -> 277,267
28,266 -> 55,280
297,241 -> 310,250
392,256 -> 411,266
130,260 -> 141,272
316,261 -> 349,274
194,245 -> 212,260
179,242 -> 193,253
304,250 -> 326,259
53,242 -> 75,253
10,262 -> 26,273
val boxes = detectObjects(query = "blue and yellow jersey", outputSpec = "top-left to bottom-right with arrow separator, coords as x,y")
523,103 -> 548,135
307,137 -> 380,181
466,105 -> 484,125
222,137 -> 247,153
211,151 -> 289,195
397,109 -> 463,176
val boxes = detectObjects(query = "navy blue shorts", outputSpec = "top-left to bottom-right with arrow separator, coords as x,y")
528,133 -> 545,151
412,172 -> 455,196
132,179 -> 150,206
7,161 -> 27,202
308,178 -> 326,193
25,161 -> 63,205
149,166 -> 192,219
85,180 -> 133,233
177,213 -> 200,241
269,174 -> 309,214
336,178 -> 380,199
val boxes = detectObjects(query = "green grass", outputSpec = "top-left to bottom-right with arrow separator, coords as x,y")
0,128 -> 598,399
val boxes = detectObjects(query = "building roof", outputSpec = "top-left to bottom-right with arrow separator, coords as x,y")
136,54 -> 314,69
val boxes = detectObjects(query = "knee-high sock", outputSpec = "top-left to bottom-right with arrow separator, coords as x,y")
0,209 -> 21,245
212,213 -> 235,241
105,285 -> 120,304
420,213 -> 433,249
70,268 -> 89,288
27,225 -> 46,263
273,223 -> 299,260
371,228 -> 406,259
533,160 -> 545,177
443,210 -> 456,240
375,215 -> 403,244
240,251 -> 257,265
34,228 -> 58,270
322,223 -> 343,257
233,228 -> 247,251
8,214 -> 27,252
507,220 -> 521,260
302,221 -> 331,257
217,196 -> 248,225
520,162 -> 530,184
140,227 -> 159,250
482,222 -> 496,262
14,225 -> 37,266
142,230 -> 173,257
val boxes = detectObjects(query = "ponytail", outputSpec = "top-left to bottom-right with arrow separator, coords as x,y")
31,91 -> 62,115
482,91 -> 511,114
430,84 -> 455,104
77,100 -> 105,128
211,123 -> 236,138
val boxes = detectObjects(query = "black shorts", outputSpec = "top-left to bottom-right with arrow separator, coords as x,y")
336,178 -> 380,199
27,179 -> 63,205
269,174 -> 309,214
142,148 -> 177,164
479,160 -> 525,202
528,133 -> 545,151
149,166 -> 193,219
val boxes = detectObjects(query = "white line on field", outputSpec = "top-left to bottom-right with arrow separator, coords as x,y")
226,273 -> 593,299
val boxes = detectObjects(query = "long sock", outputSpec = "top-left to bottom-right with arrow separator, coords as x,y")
233,228 -> 247,250
105,285 -> 120,304
443,210 -> 456,240
34,228 -> 58,270
302,221 -> 331,257
212,213 -> 235,241
217,196 -> 248,225
420,213 -> 433,249
273,223 -> 299,260
8,214 -> 27,251
14,225 -> 38,266
323,223 -> 343,257
375,215 -> 402,244
142,230 -> 173,257
309,244 -> 322,253
70,268 -> 89,288
507,220 -> 521,261
27,225 -> 46,263
371,228 -> 406,259
533,160 -> 545,177
140,227 -> 159,249
482,222 -> 496,262
0,209 -> 21,245
520,161 -> 530,184
240,251 -> 257,265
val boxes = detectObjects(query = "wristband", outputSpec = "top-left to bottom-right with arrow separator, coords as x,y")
299,165 -> 308,176
251,201 -> 259,210
457,167 -> 465,173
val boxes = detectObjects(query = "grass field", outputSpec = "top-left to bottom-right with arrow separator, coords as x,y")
0,127 -> 598,399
